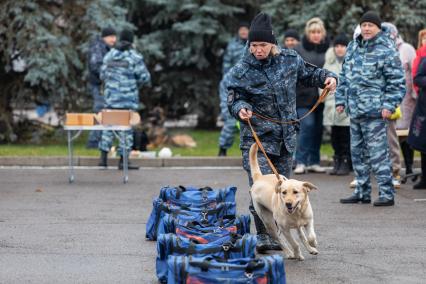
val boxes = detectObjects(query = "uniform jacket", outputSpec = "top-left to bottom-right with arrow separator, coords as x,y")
88,36 -> 111,85
322,47 -> 350,126
335,28 -> 405,118
222,37 -> 246,75
100,41 -> 151,110
227,48 -> 337,155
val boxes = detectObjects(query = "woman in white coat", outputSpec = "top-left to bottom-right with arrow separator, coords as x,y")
323,34 -> 351,175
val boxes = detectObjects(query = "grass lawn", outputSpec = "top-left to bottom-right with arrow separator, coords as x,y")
0,129 -> 336,157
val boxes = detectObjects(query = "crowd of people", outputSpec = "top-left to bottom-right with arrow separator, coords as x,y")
221,10 -> 426,252
86,10 -> 426,253
218,11 -> 426,197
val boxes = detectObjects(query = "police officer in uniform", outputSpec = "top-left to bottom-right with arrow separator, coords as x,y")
227,13 -> 337,252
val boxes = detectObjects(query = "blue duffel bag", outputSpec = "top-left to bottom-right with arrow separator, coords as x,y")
159,185 -> 237,205
167,255 -> 286,284
156,233 -> 257,283
145,199 -> 237,241
157,214 -> 251,242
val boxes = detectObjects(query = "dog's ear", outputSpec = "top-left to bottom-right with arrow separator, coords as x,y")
302,182 -> 318,192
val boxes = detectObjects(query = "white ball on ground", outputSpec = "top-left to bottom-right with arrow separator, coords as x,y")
158,147 -> 172,158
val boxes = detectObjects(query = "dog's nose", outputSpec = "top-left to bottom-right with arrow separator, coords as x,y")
285,202 -> 293,209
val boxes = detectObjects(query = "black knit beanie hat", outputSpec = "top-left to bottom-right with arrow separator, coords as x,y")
360,11 -> 382,28
284,29 -> 300,41
101,27 -> 116,38
239,21 -> 250,29
333,33 -> 349,46
120,29 -> 134,43
248,13 -> 276,44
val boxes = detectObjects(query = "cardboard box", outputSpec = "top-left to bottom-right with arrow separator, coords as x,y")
101,110 -> 131,126
66,113 -> 95,126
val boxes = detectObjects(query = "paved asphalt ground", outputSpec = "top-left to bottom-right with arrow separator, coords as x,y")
0,167 -> 425,284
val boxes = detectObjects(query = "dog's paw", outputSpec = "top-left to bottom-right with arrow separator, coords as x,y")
286,253 -> 295,259
309,247 -> 319,255
296,254 -> 305,261
308,238 -> 318,248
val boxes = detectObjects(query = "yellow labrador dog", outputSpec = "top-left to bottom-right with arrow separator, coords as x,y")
249,143 -> 318,261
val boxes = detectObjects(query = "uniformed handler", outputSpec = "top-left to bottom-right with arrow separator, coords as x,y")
218,22 -> 249,156
336,11 -> 405,206
98,29 -> 151,170
227,12 -> 337,253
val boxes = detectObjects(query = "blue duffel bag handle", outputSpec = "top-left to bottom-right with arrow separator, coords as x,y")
171,233 -> 244,259
190,256 -> 265,273
175,185 -> 213,200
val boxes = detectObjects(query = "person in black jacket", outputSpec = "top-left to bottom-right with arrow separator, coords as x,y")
294,18 -> 330,174
86,27 -> 117,148
408,56 -> 426,189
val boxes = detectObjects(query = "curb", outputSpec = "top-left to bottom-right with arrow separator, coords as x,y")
0,156 -> 421,168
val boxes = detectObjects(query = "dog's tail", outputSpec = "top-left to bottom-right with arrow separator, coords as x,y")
249,143 -> 262,182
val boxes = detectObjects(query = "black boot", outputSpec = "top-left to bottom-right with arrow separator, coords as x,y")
336,155 -> 350,176
340,195 -> 371,204
414,153 -> 426,190
98,150 -> 108,168
118,156 -> 140,170
328,155 -> 339,175
413,179 -> 426,189
218,148 -> 227,157
250,204 -> 281,253
405,164 -> 413,175
401,141 -> 414,175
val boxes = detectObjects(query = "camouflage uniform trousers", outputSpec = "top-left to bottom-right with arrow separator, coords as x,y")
87,83 -> 105,148
219,111 -> 238,149
99,129 -> 133,157
350,117 -> 395,200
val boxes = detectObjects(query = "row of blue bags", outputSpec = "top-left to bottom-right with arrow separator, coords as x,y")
146,185 -> 286,283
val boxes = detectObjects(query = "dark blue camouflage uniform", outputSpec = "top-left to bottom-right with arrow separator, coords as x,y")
219,37 -> 247,149
227,47 -> 337,183
335,27 -> 405,201
87,36 -> 111,147
98,42 -> 151,156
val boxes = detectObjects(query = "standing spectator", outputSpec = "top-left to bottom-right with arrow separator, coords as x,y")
382,23 -> 417,182
294,18 -> 330,174
282,29 -> 300,49
380,22 -> 412,189
337,11 -> 405,206
408,54 -> 426,189
86,27 -> 117,148
218,22 -> 249,156
98,29 -> 151,169
323,34 -> 351,175
227,12 -> 337,252
412,29 -> 426,94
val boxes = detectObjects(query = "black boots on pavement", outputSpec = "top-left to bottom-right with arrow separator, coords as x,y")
340,195 -> 371,204
250,204 -> 281,253
218,148 -> 227,157
118,156 -> 139,170
329,155 -> 350,176
98,150 -> 108,168
413,153 -> 426,190
98,151 -> 139,170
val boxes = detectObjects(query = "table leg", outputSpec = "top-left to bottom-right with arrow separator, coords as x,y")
122,131 -> 128,184
68,130 -> 74,183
